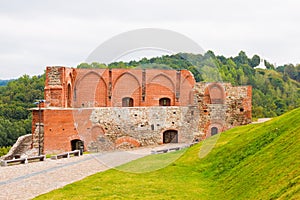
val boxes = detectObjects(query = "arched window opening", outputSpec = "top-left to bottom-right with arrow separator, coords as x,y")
209,85 -> 225,104
159,98 -> 171,106
122,97 -> 134,107
211,127 -> 218,136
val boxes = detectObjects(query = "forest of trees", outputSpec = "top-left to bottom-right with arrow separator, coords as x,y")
0,51 -> 299,147
0,75 -> 45,147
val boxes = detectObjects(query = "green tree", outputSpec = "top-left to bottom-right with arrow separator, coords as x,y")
250,55 -> 260,68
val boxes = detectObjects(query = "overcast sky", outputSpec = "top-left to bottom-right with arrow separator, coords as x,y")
0,0 -> 299,79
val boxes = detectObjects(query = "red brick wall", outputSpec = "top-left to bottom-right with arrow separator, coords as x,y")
112,72 -> 141,107
43,109 -> 78,153
38,67 -> 253,153
194,82 -> 252,138
145,83 -> 175,106
44,67 -> 195,108
74,72 -> 101,107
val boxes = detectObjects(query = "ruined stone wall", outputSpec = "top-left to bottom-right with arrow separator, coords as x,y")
1,134 -> 32,160
194,82 -> 252,138
90,106 -> 199,150
41,106 -> 199,154
33,66 -> 252,154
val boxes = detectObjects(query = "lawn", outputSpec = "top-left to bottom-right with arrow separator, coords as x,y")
35,108 -> 300,199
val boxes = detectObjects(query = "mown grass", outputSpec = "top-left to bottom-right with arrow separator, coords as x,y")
35,108 -> 300,200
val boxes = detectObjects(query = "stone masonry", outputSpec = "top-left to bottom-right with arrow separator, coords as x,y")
31,67 -> 252,154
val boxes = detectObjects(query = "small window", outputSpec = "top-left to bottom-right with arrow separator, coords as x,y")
211,127 -> 218,136
122,97 -> 134,107
159,98 -> 171,106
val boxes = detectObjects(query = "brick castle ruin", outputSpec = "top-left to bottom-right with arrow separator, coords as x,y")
31,66 -> 252,154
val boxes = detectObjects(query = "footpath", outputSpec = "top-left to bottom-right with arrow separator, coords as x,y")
0,144 -> 186,200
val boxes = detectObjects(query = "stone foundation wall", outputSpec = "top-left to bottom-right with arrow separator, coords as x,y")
90,106 -> 199,149
41,106 -> 199,154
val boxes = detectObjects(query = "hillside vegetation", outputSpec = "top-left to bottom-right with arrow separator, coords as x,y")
35,107 -> 300,199
0,75 -> 44,147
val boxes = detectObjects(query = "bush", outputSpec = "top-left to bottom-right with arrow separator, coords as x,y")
0,146 -> 11,157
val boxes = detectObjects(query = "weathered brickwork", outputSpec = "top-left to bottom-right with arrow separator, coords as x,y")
43,67 -> 195,109
194,82 -> 252,138
31,67 -> 252,154
31,107 -> 199,154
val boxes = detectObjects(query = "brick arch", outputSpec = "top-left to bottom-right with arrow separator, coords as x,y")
207,122 -> 224,138
91,125 -> 105,141
145,83 -> 175,106
145,73 -> 176,106
68,134 -> 82,141
115,136 -> 140,148
74,72 -> 107,107
204,83 -> 225,104
113,72 -> 141,88
95,77 -> 107,107
112,72 -> 141,107
68,135 -> 83,151
150,73 -> 175,92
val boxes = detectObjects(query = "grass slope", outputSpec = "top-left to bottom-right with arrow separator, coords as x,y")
35,108 -> 300,200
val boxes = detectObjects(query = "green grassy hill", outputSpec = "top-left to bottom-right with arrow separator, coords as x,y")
35,108 -> 300,199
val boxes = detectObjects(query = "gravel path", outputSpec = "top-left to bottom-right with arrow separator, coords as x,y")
0,144 -> 187,200
252,118 -> 272,124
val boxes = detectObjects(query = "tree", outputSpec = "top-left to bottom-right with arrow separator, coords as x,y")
250,55 -> 260,68
234,51 -> 249,65
264,60 -> 275,70
284,64 -> 297,80
77,63 -> 91,68
296,64 -> 300,82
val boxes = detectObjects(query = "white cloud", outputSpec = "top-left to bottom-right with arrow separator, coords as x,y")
0,0 -> 299,79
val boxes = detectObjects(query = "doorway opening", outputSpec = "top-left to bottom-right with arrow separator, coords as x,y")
71,139 -> 84,151
163,130 -> 178,143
